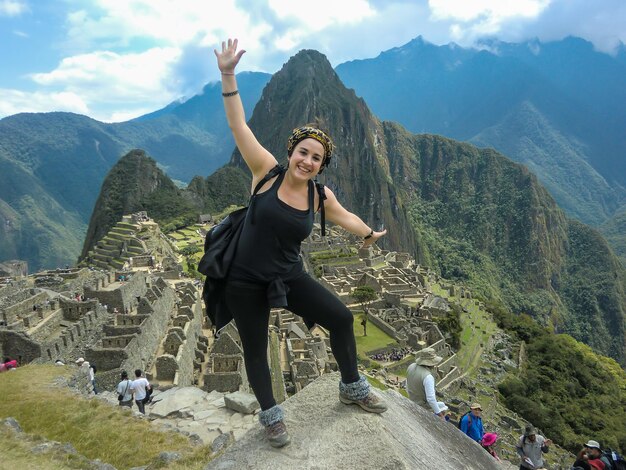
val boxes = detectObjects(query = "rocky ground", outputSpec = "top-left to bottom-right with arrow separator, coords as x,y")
97,386 -> 259,451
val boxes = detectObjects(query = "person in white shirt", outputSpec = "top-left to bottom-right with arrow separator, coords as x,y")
117,370 -> 133,408
130,369 -> 151,414
405,348 -> 447,418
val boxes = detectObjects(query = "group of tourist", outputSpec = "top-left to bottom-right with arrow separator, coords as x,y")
369,347 -> 412,362
116,369 -> 152,414
404,348 -> 621,469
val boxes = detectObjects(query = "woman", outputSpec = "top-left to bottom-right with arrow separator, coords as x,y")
214,38 -> 388,448
481,432 -> 500,461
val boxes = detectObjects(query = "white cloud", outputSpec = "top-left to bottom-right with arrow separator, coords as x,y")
428,0 -> 552,42
13,30 -> 28,37
0,0 -> 27,16
0,89 -> 89,116
429,0 -> 550,22
268,0 -> 375,28
30,48 -> 181,102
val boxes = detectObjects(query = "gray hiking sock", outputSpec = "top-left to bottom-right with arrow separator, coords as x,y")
258,405 -> 285,427
339,375 -> 369,400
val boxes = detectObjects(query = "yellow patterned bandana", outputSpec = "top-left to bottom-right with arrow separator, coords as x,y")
287,126 -> 335,160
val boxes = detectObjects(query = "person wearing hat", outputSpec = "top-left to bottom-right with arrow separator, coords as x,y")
516,425 -> 552,469
405,347 -> 447,418
582,440 -> 611,470
481,432 -> 501,461
460,403 -> 485,442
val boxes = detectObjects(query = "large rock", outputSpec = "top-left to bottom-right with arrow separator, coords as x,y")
205,372 -> 502,470
149,386 -> 209,418
224,391 -> 259,414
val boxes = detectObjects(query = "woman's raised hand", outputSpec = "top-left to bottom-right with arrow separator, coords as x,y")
361,229 -> 387,248
214,38 -> 246,74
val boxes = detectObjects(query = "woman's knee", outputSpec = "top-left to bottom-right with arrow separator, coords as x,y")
330,307 -> 354,331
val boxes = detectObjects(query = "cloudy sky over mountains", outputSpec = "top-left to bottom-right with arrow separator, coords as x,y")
1,0 -> 624,122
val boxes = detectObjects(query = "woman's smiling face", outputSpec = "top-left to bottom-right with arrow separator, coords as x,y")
288,138 -> 325,179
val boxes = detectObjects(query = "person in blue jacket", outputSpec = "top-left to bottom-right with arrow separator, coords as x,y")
460,403 -> 485,442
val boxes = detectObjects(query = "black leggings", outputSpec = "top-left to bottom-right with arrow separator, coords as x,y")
225,273 -> 359,410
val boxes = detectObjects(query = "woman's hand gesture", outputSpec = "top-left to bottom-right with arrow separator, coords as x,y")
214,38 -> 245,74
361,229 -> 387,248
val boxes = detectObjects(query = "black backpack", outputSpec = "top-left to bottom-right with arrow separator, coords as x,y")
603,449 -> 626,470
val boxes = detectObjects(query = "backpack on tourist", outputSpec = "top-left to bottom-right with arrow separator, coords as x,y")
603,449 -> 626,470
457,411 -> 472,430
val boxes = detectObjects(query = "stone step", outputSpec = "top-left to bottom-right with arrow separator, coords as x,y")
117,222 -> 140,231
110,258 -> 125,270
107,232 -> 130,242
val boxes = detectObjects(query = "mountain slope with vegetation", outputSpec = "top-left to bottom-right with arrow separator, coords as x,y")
335,36 -> 626,229
493,305 -> 626,454
80,149 -> 198,258
0,73 -> 269,271
212,49 -> 625,365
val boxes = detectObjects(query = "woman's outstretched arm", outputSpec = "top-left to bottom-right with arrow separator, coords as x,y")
323,187 -> 387,248
214,38 -> 277,179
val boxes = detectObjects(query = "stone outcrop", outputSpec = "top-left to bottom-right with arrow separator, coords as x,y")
206,372 -> 502,470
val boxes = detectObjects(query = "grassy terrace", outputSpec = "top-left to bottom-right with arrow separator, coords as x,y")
0,365 -> 213,470
429,282 -> 497,374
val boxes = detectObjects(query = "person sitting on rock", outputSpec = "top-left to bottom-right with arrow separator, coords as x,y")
405,348 -> 447,418
459,403 -> 485,442
516,425 -> 552,469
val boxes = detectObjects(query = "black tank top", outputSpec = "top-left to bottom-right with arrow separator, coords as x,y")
229,169 -> 315,283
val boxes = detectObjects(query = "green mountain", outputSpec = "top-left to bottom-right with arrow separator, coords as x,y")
80,149 -> 197,258
0,72 -> 270,271
335,36 -> 626,228
211,49 -> 625,365
600,206 -> 626,265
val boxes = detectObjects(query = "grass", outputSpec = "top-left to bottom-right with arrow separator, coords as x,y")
352,313 -> 397,359
0,365 -> 212,470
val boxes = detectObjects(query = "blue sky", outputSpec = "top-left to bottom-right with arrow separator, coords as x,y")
1,0 -> 624,122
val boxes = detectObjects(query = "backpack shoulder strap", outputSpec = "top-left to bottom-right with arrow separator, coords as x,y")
252,164 -> 282,197
315,182 -> 327,236
250,165 -> 282,224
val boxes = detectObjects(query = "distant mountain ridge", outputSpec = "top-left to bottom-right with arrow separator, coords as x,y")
0,72 -> 270,271
335,35 -> 626,229
213,49 -> 624,365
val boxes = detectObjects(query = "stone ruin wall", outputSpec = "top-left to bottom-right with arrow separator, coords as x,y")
156,286 -> 205,386
83,271 -> 148,313
86,284 -> 175,375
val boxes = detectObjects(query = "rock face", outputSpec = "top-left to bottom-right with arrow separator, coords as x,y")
205,373 -> 501,470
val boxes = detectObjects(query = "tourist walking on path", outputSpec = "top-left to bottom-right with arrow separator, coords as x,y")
117,370 -> 133,408
405,348 -> 447,417
130,369 -> 151,414
516,425 -> 552,469
213,38 -> 388,448
459,403 -> 485,442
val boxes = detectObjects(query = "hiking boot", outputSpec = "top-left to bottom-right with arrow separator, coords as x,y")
258,405 -> 291,448
265,420 -> 291,448
339,375 -> 388,413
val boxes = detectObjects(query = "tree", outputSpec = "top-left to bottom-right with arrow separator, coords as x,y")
352,286 -> 378,337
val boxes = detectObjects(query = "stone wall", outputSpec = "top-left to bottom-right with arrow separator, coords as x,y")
86,282 -> 175,373
84,271 -> 148,312
0,330 -> 41,363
